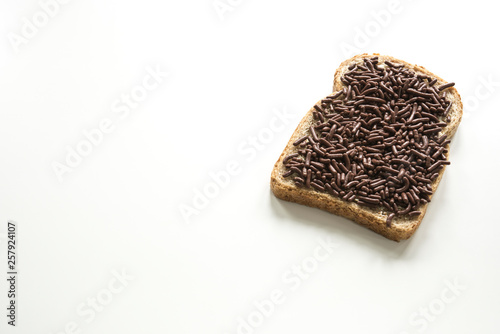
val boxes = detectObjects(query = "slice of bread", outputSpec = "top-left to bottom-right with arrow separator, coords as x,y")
271,53 -> 462,241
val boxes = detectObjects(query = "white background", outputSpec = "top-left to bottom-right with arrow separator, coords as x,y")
1,0 -> 499,333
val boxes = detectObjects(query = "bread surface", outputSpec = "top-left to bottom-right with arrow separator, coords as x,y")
271,53 -> 462,241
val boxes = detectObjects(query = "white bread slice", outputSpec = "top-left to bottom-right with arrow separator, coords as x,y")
271,53 -> 463,241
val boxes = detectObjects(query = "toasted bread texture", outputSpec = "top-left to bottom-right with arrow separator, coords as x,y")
271,54 -> 462,241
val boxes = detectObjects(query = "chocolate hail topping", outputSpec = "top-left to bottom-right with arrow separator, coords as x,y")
282,56 -> 455,226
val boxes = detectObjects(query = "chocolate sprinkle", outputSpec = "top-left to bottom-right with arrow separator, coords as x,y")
283,57 -> 454,226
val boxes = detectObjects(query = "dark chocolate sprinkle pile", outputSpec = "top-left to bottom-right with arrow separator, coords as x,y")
282,56 -> 455,226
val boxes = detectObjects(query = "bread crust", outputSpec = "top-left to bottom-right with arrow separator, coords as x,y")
271,53 -> 462,241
